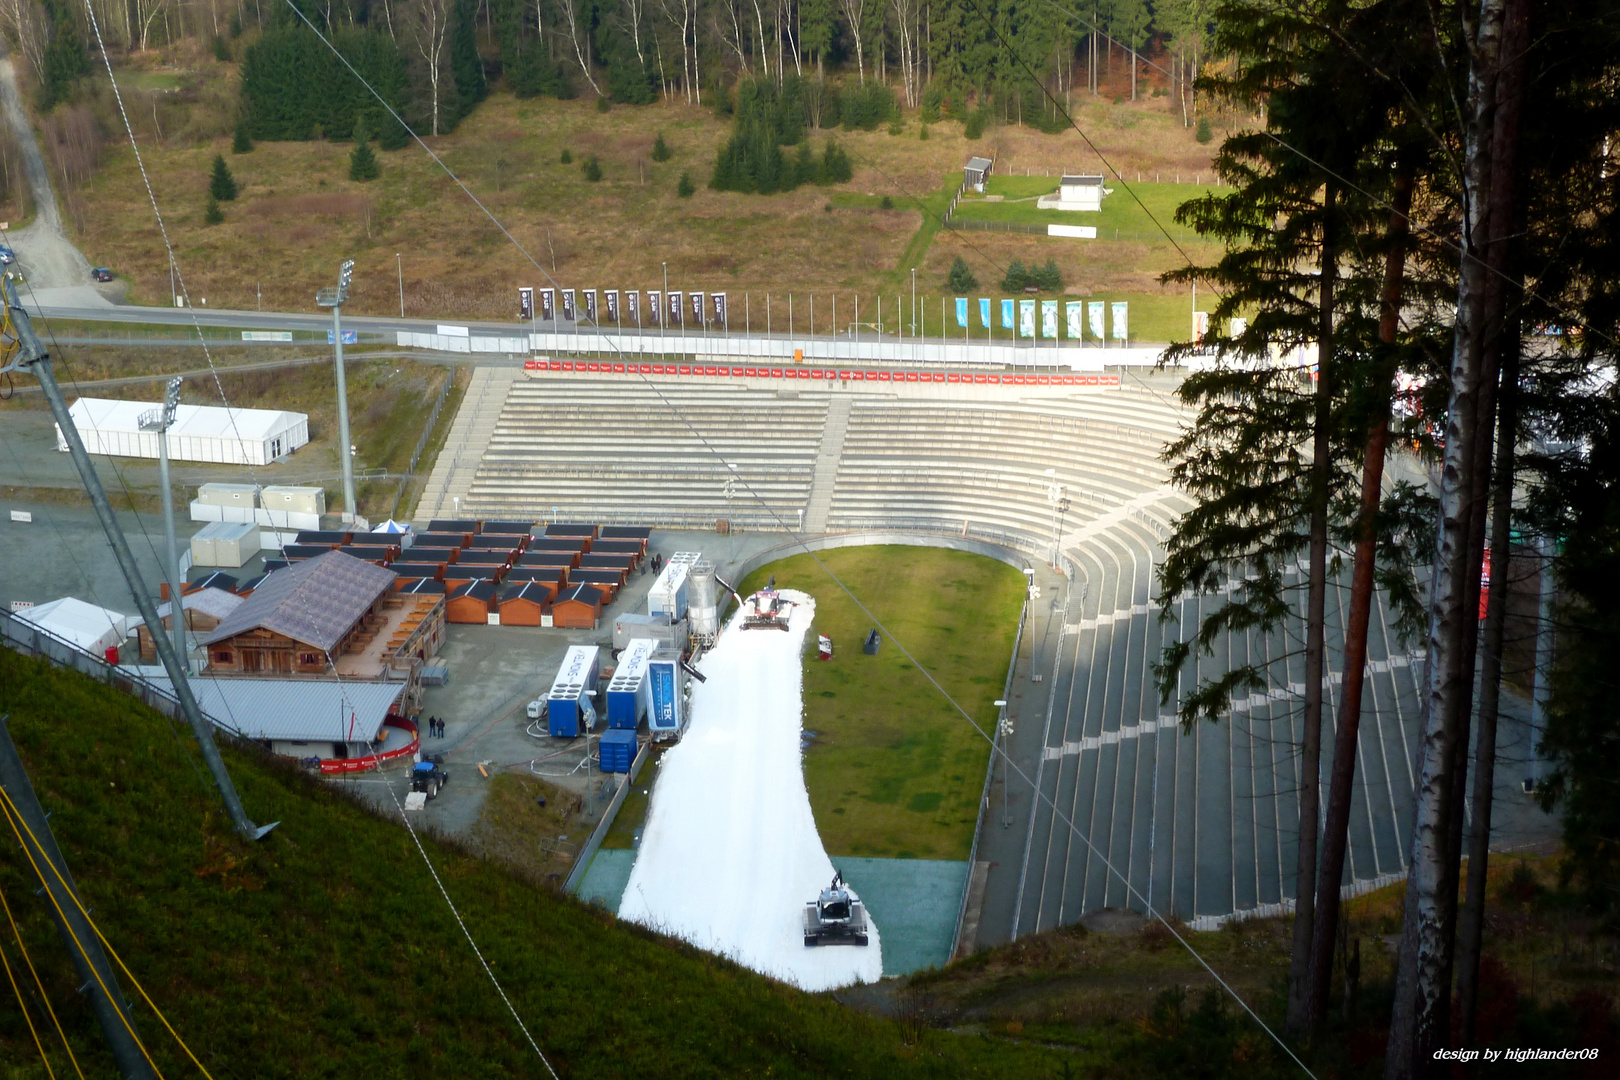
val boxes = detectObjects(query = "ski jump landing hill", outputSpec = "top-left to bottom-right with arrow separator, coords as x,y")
619,591 -> 883,992
417,365 -> 1430,941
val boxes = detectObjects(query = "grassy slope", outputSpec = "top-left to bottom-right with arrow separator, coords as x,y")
737,547 -> 1025,861
72,51 -> 1216,334
0,648 -> 1067,1078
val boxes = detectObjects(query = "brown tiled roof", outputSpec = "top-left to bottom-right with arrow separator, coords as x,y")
201,550 -> 395,653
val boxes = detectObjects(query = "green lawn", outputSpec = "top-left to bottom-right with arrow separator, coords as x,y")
737,546 -> 1026,861
955,179 -> 1228,245
0,649 -> 1068,1076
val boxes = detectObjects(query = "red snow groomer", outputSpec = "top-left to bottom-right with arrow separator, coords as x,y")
742,581 -> 794,631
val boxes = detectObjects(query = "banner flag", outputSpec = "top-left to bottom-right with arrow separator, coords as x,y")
1112,301 -> 1128,339
1019,299 -> 1036,338
669,291 -> 683,326
1088,301 -> 1105,341
713,292 -> 727,327
1001,298 -> 1015,329
518,287 -> 534,320
691,291 -> 705,326
1066,301 -> 1084,339
625,290 -> 637,325
584,289 -> 597,323
605,289 -> 619,323
979,298 -> 991,328
647,290 -> 660,326
561,289 -> 576,321
955,297 -> 968,328
539,288 -> 555,321
1041,299 -> 1058,338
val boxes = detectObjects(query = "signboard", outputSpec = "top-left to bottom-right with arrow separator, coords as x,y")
668,291 -> 683,327
583,289 -> 597,323
691,291 -> 705,326
327,330 -> 358,344
1019,299 -> 1035,338
1066,301 -> 1084,340
241,330 -> 293,342
604,289 -> 619,323
560,289 -> 575,321
1047,224 -> 1098,239
540,288 -> 555,321
1041,300 -> 1058,339
713,292 -> 727,327
518,286 -> 534,320
9,511 -> 32,524
627,290 -> 639,326
979,298 -> 991,328
647,656 -> 682,734
647,290 -> 661,326
1111,301 -> 1128,340
1001,298 -> 1015,330
1088,301 -> 1105,341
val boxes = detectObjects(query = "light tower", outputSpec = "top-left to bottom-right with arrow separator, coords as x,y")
316,259 -> 357,522
138,376 -> 188,672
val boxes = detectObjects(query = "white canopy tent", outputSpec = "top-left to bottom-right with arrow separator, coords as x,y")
58,398 -> 309,465
14,597 -> 130,656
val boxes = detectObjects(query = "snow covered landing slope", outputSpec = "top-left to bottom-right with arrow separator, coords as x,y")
618,590 -> 883,991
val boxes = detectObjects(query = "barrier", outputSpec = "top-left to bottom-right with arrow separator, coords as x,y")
520,361 -> 1122,388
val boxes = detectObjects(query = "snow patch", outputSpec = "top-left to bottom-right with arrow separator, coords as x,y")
619,590 -> 883,991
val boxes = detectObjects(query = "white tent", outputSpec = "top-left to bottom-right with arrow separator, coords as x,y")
57,398 -> 309,466
15,597 -> 130,656
372,519 -> 413,547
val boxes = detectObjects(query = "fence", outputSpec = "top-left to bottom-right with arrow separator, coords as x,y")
2,609 -> 189,724
389,365 -> 460,519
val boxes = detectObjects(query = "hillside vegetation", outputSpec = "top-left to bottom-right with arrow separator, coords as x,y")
0,648 -> 1068,1077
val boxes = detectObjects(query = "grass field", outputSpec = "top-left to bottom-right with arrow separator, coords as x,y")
0,648 -> 1071,1076
736,546 -> 1026,861
64,47 -> 1219,336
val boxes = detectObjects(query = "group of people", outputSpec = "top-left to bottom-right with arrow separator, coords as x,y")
423,716 -> 447,739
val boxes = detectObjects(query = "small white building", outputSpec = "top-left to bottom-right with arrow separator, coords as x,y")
1037,175 -> 1107,212
13,597 -> 130,657
58,398 -> 309,466
964,156 -> 994,193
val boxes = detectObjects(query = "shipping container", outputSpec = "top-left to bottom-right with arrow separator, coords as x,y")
598,728 -> 638,773
190,521 -> 261,568
605,638 -> 656,729
196,482 -> 259,508
547,645 -> 601,737
647,649 -> 688,740
612,612 -> 688,653
648,552 -> 702,620
261,485 -> 325,515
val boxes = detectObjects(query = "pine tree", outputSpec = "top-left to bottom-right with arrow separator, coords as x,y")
582,155 -> 602,182
349,128 -> 379,182
449,0 -> 487,124
232,120 -> 253,154
209,155 -> 238,201
947,256 -> 977,292
677,171 -> 695,197
651,133 -> 672,162
204,196 -> 224,225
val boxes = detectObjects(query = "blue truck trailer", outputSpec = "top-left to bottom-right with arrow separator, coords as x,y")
606,638 -> 655,730
546,644 -> 601,737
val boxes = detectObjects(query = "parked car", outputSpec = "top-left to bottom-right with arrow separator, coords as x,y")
0,246 -> 14,265
91,267 -> 114,282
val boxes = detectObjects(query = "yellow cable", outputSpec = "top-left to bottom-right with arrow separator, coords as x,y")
0,792 -> 168,1079
0,931 -> 56,1078
0,873 -> 83,1077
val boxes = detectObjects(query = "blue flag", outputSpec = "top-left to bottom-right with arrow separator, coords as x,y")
1001,298 -> 1015,329
955,297 -> 968,328
979,298 -> 990,328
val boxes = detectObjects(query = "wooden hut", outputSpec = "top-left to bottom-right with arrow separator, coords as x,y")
549,584 -> 604,629
498,581 -> 555,625
446,580 -> 497,624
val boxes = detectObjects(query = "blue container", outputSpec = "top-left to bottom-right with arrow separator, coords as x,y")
598,729 -> 638,773
605,639 -> 655,730
547,645 -> 601,737
647,654 -> 685,739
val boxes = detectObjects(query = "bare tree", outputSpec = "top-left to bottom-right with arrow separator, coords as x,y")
838,0 -> 868,83
0,0 -> 49,84
889,0 -> 917,106
559,0 -> 603,96
407,0 -> 452,136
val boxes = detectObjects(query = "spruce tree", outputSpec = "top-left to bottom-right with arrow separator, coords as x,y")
651,132 -> 672,162
449,0 -> 487,123
582,155 -> 602,182
204,196 -> 224,224
677,171 -> 695,197
209,154 -> 238,201
947,256 -> 977,293
349,128 -> 379,182
232,120 -> 253,154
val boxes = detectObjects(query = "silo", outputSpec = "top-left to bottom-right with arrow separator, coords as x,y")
688,560 -> 720,643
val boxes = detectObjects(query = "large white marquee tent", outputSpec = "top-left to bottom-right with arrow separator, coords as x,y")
57,398 -> 309,466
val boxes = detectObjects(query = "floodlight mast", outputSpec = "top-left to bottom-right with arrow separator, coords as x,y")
317,259 -> 357,522
2,278 -> 273,841
137,376 -> 187,673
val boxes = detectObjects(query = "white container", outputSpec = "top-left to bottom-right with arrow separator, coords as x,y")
196,482 -> 258,508
191,521 -> 261,568
261,485 -> 326,516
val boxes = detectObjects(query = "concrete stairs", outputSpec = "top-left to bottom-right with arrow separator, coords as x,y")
414,367 -> 518,523
802,395 -> 853,533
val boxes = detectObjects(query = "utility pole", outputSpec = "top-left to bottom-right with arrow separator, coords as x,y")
0,717 -> 157,1079
137,377 -> 188,673
316,260 -> 357,523
396,253 -> 405,318
1,278 -> 272,841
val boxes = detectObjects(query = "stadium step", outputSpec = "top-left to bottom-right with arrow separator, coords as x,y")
802,395 -> 854,533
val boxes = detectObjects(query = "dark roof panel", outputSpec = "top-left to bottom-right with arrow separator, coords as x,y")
201,550 -> 396,652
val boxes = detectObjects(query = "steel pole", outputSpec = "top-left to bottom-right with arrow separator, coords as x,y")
0,718 -> 157,1079
156,425 -> 187,673
7,280 -> 266,840
332,302 -> 356,522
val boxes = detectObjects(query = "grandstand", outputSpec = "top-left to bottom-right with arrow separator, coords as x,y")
414,367 -> 1423,932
